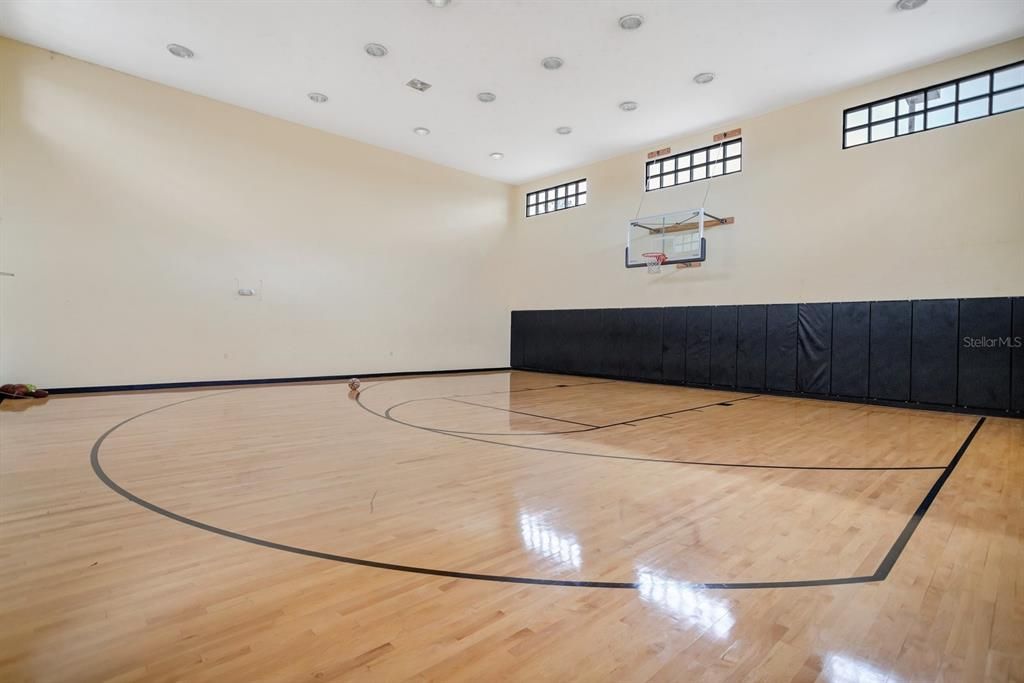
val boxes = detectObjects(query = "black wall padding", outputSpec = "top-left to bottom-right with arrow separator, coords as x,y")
510,311 -> 525,368
797,303 -> 832,395
709,306 -> 738,387
869,301 -> 911,401
736,305 -> 767,389
561,309 -> 590,375
685,306 -> 711,384
831,302 -> 869,398
1013,298 -> 1024,412
528,309 -> 552,370
591,309 -> 615,377
958,298 -> 1012,410
625,308 -> 664,381
576,308 -> 603,377
911,299 -> 958,405
511,296 -> 1021,416
661,307 -> 687,383
765,304 -> 798,391
601,309 -> 628,378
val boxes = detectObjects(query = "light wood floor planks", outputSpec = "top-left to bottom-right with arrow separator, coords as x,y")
0,370 -> 1021,682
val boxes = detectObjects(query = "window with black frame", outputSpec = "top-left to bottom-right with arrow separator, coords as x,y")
843,60 -> 1024,148
645,140 -> 742,192
526,179 -> 587,217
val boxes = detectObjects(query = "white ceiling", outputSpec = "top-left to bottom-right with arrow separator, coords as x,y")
2,0 -> 1022,185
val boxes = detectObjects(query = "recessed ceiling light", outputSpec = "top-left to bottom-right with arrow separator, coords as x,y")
541,56 -> 564,70
556,126 -> 572,135
426,0 -> 450,6
619,101 -> 638,111
477,92 -> 497,103
364,43 -> 388,57
618,14 -> 644,30
490,152 -> 504,160
895,0 -> 927,9
413,127 -> 431,136
307,92 -> 328,104
693,72 -> 715,85
406,78 -> 432,92
166,43 -> 194,59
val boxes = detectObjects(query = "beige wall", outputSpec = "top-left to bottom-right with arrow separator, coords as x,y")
0,38 -> 511,388
2,36 -> 1022,388
509,38 -> 1024,311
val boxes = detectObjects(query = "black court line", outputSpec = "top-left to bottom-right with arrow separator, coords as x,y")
369,392 -> 946,471
90,387 -> 985,590
89,385 -> 985,590
443,396 -> 600,428
449,379 -> 616,400
390,394 -> 763,437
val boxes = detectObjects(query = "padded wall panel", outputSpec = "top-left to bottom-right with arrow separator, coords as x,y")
511,296 -> 1019,416
869,301 -> 911,401
549,310 -> 574,372
709,306 -> 738,387
542,309 -> 566,372
685,306 -> 711,384
736,305 -> 767,389
797,303 -> 832,395
831,302 -> 869,398
661,307 -> 687,383
599,309 -> 626,378
561,309 -> 589,375
1013,298 -> 1024,413
576,309 -> 603,377
911,299 -> 958,405
765,304 -> 798,391
524,311 -> 548,370
591,309 -> 615,377
958,298 -> 1011,410
510,311 -> 525,368
621,308 -> 663,380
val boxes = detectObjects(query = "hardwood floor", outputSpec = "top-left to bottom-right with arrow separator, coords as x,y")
1,371 -> 1021,682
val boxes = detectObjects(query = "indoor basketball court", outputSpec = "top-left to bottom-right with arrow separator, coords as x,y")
1,1 -> 1022,682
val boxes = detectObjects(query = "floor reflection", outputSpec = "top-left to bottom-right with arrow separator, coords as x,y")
518,511 -> 582,570
823,653 -> 900,683
635,566 -> 735,638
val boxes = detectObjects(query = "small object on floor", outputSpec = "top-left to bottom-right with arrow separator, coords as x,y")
348,378 -> 361,391
1,383 -> 48,399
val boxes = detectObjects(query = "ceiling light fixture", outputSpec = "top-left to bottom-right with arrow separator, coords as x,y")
413,127 -> 431,136
618,14 -> 644,30
619,101 -> 638,111
426,0 -> 451,6
477,92 -> 497,103
406,78 -> 432,92
541,56 -> 564,70
895,0 -> 928,9
307,92 -> 328,103
364,43 -> 388,57
556,126 -> 572,135
693,72 -> 715,85
166,43 -> 194,59
490,152 -> 504,160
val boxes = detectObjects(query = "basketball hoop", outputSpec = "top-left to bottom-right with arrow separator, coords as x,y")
642,252 -> 668,274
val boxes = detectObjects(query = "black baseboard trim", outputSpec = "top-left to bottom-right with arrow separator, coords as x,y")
512,365 -> 1021,419
44,367 -> 512,396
